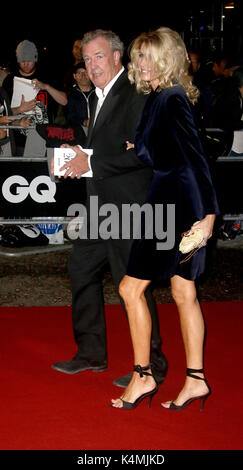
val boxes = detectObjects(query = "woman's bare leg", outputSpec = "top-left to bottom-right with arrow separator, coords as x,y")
111,275 -> 157,408
162,275 -> 209,407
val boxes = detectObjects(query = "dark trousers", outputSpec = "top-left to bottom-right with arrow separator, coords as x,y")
68,237 -> 165,373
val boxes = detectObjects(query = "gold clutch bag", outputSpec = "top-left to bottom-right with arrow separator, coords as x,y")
179,221 -> 207,263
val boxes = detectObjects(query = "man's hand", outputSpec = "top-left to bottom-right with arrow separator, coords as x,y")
0,115 -> 31,128
32,79 -> 67,106
0,116 -> 11,139
19,117 -> 32,128
60,144 -> 90,179
0,129 -> 7,139
32,79 -> 45,91
0,116 -> 11,125
13,94 -> 36,115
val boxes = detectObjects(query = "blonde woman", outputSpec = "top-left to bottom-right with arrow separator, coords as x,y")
111,28 -> 219,411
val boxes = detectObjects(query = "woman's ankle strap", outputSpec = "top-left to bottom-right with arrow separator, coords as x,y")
134,364 -> 152,378
187,368 -> 205,380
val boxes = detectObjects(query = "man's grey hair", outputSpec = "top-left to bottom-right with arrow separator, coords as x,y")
81,29 -> 124,58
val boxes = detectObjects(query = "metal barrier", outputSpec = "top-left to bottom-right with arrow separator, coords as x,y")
0,154 -> 242,257
0,154 -> 85,257
0,242 -> 72,258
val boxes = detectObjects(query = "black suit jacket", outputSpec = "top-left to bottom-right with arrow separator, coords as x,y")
85,71 -> 153,210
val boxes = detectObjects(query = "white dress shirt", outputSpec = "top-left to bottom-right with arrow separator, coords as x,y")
87,66 -> 125,170
93,66 -> 125,123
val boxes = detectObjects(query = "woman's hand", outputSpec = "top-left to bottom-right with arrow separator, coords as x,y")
191,214 -> 216,240
126,140 -> 134,150
83,118 -> 90,127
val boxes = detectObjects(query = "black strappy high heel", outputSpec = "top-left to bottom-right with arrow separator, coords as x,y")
110,364 -> 158,410
161,368 -> 211,411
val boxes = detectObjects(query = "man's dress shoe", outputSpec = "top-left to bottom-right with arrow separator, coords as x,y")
52,358 -> 107,374
113,372 -> 166,388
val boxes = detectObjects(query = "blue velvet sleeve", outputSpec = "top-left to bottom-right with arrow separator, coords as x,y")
161,89 -> 219,216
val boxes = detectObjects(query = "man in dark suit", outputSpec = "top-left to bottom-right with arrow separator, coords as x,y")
52,29 -> 168,387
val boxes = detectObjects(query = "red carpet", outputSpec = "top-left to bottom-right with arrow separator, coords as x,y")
0,302 -> 242,451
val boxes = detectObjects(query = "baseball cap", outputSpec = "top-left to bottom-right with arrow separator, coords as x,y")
16,40 -> 38,63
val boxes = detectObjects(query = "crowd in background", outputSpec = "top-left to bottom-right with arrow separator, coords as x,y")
0,36 -> 242,242
0,37 -> 243,152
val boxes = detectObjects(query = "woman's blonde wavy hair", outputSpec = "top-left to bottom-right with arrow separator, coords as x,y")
128,27 -> 199,104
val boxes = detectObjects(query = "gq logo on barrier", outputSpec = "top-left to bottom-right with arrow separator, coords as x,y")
2,175 -> 56,203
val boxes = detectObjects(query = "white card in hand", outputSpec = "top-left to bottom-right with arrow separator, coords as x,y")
54,147 -> 93,177
11,77 -> 39,114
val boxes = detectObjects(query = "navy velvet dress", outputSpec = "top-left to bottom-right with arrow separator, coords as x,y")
126,86 -> 219,282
